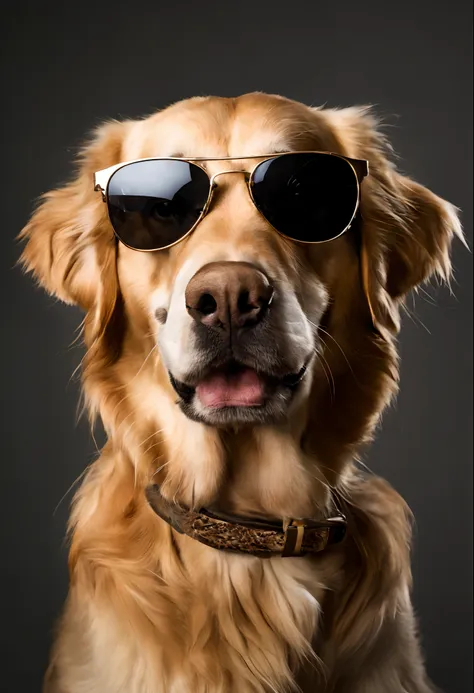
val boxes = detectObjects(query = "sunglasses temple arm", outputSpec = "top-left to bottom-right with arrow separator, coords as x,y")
93,171 -> 108,201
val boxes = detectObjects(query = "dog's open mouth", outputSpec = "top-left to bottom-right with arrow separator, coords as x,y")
196,365 -> 267,408
169,361 -> 307,423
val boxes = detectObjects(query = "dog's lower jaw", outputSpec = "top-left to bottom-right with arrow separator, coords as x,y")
168,361 -> 311,428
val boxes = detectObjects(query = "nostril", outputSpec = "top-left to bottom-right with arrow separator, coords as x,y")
237,290 -> 252,315
196,293 -> 217,316
238,286 -> 274,314
236,285 -> 274,326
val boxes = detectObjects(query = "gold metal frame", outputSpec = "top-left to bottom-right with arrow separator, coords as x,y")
94,152 -> 369,253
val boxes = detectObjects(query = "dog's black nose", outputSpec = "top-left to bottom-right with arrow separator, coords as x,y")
185,261 -> 274,331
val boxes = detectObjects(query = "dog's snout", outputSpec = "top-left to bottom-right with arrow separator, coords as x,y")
185,262 -> 274,331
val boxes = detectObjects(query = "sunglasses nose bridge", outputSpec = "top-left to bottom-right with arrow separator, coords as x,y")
204,169 -> 253,218
209,169 -> 251,188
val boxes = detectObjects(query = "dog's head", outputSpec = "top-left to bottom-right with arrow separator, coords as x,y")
20,93 -> 463,499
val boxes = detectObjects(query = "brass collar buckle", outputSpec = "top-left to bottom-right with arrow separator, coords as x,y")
282,519 -> 311,557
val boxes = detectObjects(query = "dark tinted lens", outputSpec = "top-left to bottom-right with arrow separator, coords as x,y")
251,153 -> 359,243
107,159 -> 210,250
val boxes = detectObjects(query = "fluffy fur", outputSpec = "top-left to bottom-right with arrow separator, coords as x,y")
20,93 -> 463,692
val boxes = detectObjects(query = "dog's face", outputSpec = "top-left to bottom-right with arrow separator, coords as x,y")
118,96 -> 345,426
20,93 -> 462,486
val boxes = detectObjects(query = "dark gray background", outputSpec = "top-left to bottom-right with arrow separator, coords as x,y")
1,1 -> 472,691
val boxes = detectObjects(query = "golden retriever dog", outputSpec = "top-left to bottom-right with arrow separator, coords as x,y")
20,93 -> 463,693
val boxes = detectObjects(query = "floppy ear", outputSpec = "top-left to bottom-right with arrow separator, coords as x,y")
19,121 -> 130,351
324,106 -> 465,333
383,175 -> 464,299
19,120 -> 129,307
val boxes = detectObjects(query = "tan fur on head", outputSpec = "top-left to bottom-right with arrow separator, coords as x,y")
20,93 -> 462,693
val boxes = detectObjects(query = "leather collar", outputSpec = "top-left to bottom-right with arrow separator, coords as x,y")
146,484 -> 347,558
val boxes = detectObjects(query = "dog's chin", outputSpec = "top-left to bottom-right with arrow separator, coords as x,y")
168,362 -> 308,427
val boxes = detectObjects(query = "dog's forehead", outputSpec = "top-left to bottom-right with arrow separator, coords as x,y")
124,94 -> 327,160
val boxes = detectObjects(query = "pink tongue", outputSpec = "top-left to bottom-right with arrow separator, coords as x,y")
196,368 -> 264,408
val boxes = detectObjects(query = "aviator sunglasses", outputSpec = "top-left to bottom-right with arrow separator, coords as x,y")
94,152 -> 369,252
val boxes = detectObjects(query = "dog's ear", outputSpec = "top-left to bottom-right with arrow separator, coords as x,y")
323,106 -> 465,333
19,120 -> 129,310
382,175 -> 464,298
19,120 -> 134,378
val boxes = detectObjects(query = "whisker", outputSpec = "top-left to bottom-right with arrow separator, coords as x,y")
314,347 -> 335,401
133,343 -> 160,380
315,325 -> 353,375
143,438 -> 166,456
109,343 -> 161,423
151,459 -> 170,479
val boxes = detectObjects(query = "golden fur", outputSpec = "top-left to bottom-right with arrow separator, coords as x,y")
20,93 -> 463,692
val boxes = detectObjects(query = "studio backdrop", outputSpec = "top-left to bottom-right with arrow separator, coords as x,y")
1,1 -> 472,692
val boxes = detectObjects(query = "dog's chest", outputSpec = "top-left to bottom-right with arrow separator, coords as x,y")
96,554 -> 326,693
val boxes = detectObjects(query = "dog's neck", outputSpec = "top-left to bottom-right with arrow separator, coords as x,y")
96,354 -> 333,523
218,427 -> 330,518
149,398 -> 329,522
